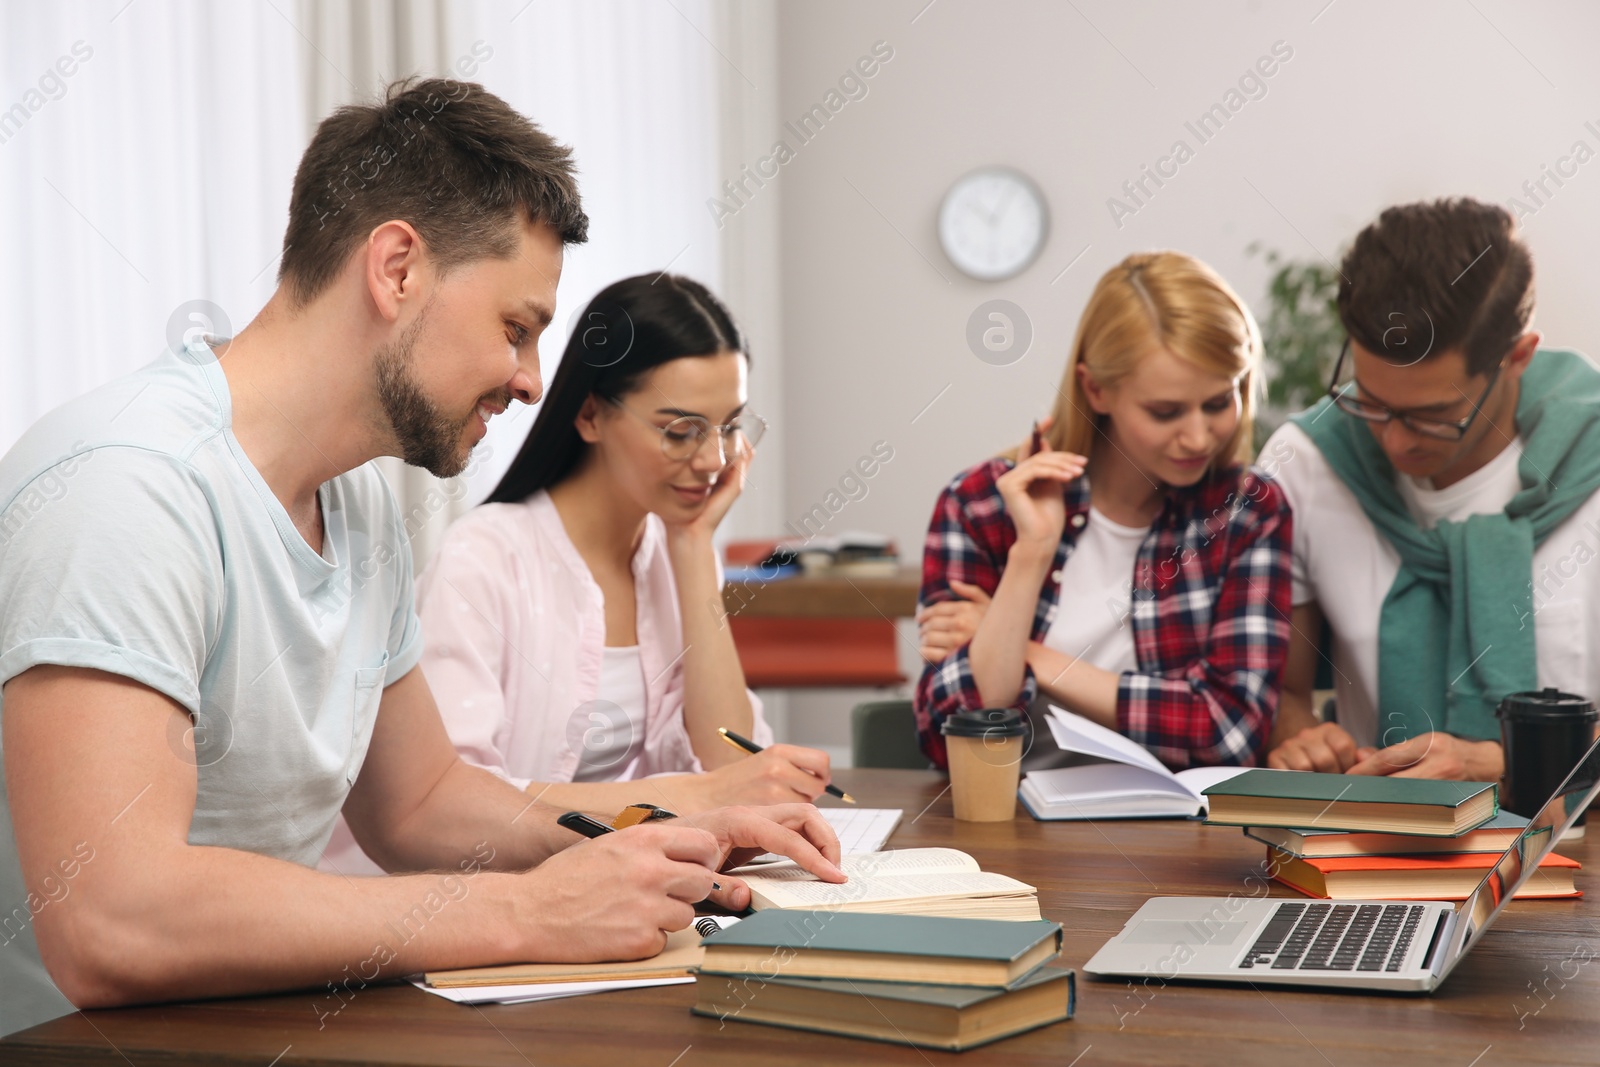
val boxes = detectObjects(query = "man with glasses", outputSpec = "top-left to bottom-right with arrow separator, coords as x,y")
1262,197 -> 1600,779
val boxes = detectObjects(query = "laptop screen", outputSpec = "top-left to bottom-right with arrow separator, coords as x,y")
1440,734 -> 1600,978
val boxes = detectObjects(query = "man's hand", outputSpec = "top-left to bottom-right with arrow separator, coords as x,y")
1266,721 -> 1375,773
676,803 -> 845,911
684,745 -> 833,810
516,822 -> 727,961
1347,733 -> 1504,780
917,579 -> 991,663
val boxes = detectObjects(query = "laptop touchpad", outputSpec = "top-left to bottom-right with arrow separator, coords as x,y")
1123,920 -> 1249,946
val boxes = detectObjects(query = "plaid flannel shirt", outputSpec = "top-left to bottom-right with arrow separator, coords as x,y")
914,458 -> 1292,771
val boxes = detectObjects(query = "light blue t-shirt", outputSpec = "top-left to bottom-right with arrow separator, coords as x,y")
0,345 -> 422,1036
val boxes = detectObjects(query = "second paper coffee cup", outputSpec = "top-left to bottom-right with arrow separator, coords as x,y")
942,707 -> 1028,821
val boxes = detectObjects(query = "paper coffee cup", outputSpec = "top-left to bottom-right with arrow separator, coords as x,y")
942,708 -> 1027,822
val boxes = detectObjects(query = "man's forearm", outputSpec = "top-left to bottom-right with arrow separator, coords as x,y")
374,759 -> 574,873
54,838 -> 533,1011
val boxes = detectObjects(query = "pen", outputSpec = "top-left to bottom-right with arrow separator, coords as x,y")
557,811 -> 615,838
560,811 -> 721,891
717,727 -> 856,803
1029,419 -> 1043,456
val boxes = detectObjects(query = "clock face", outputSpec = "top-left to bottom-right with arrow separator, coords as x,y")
938,167 -> 1049,281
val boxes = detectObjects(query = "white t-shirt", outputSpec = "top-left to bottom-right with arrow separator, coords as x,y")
1025,507 -> 1148,769
1262,422 -> 1600,748
1042,506 -> 1145,672
572,646 -> 649,781
0,347 -> 422,1037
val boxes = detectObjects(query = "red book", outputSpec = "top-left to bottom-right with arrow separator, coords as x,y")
1267,846 -> 1581,901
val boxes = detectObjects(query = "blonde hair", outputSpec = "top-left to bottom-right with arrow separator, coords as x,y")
1042,251 -> 1261,468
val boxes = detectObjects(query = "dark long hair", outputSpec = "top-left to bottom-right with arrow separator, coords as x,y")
485,273 -> 747,503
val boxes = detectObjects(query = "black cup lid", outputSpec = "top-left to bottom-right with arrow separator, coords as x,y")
941,707 -> 1027,738
1496,687 -> 1599,721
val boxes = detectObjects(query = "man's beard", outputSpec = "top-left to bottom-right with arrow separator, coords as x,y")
374,315 -> 473,479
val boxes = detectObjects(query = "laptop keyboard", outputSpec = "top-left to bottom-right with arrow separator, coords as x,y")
1237,902 -> 1426,972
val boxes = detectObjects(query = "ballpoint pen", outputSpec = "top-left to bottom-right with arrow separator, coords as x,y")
717,727 -> 856,803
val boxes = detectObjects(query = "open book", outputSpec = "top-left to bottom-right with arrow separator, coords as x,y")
732,847 -> 1041,921
1018,706 -> 1253,820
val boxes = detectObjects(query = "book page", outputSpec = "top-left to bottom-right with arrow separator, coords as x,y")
750,870 -> 1034,909
1045,706 -> 1171,775
1026,762 -> 1196,802
1172,765 -> 1255,806
733,847 -> 977,881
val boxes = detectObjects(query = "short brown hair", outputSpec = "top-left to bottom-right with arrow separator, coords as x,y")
1337,198 -> 1533,377
278,77 -> 588,306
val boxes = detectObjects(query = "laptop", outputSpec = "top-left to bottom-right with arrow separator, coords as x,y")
1084,734 -> 1600,992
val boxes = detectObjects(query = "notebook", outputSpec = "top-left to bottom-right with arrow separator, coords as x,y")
1018,706 -> 1253,819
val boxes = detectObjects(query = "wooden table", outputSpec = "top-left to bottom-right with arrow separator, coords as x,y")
5,769 -> 1597,1065
721,565 -> 921,619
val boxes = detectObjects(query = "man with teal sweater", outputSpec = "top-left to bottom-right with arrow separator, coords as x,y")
1263,197 -> 1600,780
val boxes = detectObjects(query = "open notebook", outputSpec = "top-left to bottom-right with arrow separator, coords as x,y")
1018,706 -> 1254,820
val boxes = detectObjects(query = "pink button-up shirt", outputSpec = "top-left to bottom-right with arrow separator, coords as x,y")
416,491 -> 770,786
319,492 -> 769,877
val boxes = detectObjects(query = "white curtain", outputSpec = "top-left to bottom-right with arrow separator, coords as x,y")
0,1 -> 305,452
2,0 -> 729,571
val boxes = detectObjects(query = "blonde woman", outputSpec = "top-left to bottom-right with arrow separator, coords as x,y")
914,252 -> 1293,771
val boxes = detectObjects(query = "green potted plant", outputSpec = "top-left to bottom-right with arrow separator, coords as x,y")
1249,244 -> 1343,442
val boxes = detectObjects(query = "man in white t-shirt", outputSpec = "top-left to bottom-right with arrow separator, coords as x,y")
0,79 -> 841,1038
1262,197 -> 1600,781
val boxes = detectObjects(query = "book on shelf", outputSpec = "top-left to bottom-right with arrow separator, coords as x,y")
1245,811 -> 1531,859
1266,846 -> 1581,901
1018,706 -> 1253,820
1202,769 -> 1498,836
732,847 -> 1041,921
692,965 -> 1074,1050
696,908 -> 1063,987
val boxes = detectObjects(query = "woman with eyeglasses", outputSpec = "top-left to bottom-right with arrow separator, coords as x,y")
913,251 -> 1294,772
360,274 -> 832,840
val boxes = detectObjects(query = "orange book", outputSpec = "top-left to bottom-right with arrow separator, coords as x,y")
1267,846 -> 1581,901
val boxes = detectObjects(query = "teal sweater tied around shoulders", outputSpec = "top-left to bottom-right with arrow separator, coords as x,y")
1289,348 -> 1600,743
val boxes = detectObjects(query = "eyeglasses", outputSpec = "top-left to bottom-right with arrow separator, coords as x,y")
1326,339 -> 1503,442
606,397 -> 767,462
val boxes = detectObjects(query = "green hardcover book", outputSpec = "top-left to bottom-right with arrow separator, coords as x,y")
1202,770 -> 1498,836
697,909 -> 1063,987
692,965 -> 1074,1051
1244,810 -> 1531,859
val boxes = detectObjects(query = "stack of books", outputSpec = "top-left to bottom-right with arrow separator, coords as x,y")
693,910 -> 1074,1050
1202,770 -> 1581,901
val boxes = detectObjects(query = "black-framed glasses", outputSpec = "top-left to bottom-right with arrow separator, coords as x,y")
607,397 -> 767,462
1326,339 -> 1504,442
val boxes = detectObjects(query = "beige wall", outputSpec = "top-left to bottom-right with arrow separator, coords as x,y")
756,0 -> 1600,756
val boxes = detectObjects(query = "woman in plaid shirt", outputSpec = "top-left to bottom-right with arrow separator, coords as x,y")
915,252 -> 1293,772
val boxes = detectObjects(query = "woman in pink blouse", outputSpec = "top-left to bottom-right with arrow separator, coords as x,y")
412,273 -> 831,817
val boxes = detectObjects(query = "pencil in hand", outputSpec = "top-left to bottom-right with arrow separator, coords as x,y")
716,727 -> 856,803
